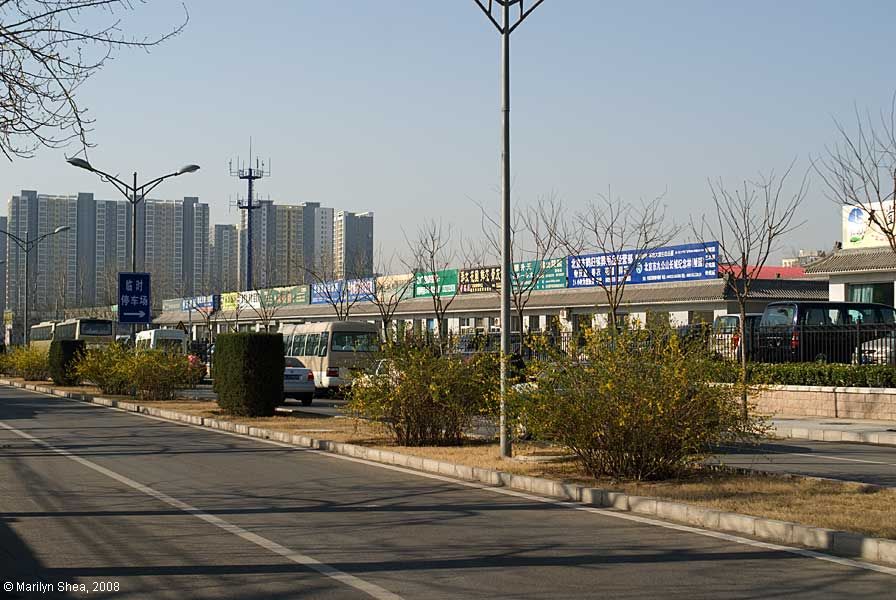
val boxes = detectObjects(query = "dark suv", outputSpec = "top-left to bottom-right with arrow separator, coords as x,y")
755,301 -> 896,363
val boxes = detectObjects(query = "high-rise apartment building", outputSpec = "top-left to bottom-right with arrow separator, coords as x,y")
239,201 -> 307,289
5,191 -> 208,322
211,224 -> 239,293
334,210 -> 374,279
144,197 -> 209,298
6,191 -> 79,325
0,216 -> 6,337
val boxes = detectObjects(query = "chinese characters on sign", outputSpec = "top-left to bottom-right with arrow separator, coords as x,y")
413,270 -> 458,298
310,278 -> 375,305
118,272 -> 152,324
567,242 -> 719,288
459,266 -> 501,294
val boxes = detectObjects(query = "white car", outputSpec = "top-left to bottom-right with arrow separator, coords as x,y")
284,357 -> 316,406
854,332 -> 896,365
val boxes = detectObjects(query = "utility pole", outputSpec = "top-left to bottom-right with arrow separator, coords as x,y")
472,0 -> 547,458
230,143 -> 270,292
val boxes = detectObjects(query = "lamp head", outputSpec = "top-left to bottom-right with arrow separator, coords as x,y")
177,164 -> 200,175
53,226 -> 70,235
66,157 -> 93,171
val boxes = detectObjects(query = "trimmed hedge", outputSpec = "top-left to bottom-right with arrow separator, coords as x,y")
714,361 -> 896,388
48,340 -> 85,386
213,333 -> 284,417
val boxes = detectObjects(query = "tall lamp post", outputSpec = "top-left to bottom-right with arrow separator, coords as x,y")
473,0 -> 546,458
0,226 -> 71,345
67,158 -> 200,339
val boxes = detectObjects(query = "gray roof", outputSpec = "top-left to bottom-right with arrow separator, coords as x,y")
154,277 -> 829,325
805,248 -> 896,274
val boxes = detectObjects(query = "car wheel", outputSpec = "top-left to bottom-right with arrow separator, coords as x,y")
300,394 -> 313,407
814,353 -> 828,363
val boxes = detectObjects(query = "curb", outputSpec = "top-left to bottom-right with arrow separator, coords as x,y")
4,378 -> 896,568
772,424 -> 896,446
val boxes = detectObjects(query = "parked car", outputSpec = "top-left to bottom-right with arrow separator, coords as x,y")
854,331 -> 896,365
283,356 -> 315,405
755,301 -> 896,363
712,313 -> 762,361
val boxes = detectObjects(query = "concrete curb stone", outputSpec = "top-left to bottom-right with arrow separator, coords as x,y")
3,377 -> 895,569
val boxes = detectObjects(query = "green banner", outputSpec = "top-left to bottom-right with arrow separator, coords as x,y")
512,258 -> 567,291
414,269 -> 458,298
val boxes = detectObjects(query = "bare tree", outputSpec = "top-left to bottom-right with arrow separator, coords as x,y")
0,0 -> 189,159
301,251 -> 369,321
694,166 -> 807,420
359,248 -> 413,341
558,192 -> 679,331
817,95 -> 896,253
404,220 -> 457,350
478,193 -> 564,338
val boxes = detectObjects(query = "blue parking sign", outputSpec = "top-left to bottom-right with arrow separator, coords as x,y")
118,272 -> 152,324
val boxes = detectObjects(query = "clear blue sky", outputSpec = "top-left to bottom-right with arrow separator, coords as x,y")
2,0 -> 895,262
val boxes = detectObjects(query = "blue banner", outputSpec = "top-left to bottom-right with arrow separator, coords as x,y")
311,278 -> 375,305
567,242 -> 718,288
118,272 -> 152,324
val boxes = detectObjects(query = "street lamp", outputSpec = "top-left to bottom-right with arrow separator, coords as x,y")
0,226 -> 70,345
66,157 -> 200,338
473,0 -> 546,458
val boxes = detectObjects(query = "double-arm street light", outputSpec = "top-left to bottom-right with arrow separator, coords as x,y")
473,0 -> 546,458
67,158 -> 200,338
0,226 -> 71,344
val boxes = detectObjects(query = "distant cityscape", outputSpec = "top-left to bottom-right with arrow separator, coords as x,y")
1,190 -> 374,331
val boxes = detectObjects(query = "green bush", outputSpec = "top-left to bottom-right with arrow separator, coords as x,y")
74,343 -> 134,395
8,346 -> 50,381
214,333 -> 284,417
513,327 -> 765,481
711,361 -> 896,388
48,340 -> 85,386
348,336 -> 500,446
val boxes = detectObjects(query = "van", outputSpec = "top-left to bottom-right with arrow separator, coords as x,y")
755,302 -> 896,363
135,329 -> 189,354
712,313 -> 762,360
279,321 -> 380,394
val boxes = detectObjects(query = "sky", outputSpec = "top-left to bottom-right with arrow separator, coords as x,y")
3,0 -> 896,265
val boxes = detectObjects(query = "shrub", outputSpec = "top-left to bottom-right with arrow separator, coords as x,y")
712,361 -> 896,388
513,327 -> 765,481
48,340 -> 85,386
214,333 -> 284,417
348,336 -> 500,446
74,343 -> 134,395
8,346 -> 50,381
131,349 -> 191,400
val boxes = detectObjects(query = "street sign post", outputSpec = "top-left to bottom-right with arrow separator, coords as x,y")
118,272 -> 152,324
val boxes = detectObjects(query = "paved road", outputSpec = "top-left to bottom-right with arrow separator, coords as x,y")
716,439 -> 896,487
1,386 -> 893,599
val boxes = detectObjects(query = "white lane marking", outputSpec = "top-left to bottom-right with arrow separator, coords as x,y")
9,385 -> 896,578
0,419 -> 403,600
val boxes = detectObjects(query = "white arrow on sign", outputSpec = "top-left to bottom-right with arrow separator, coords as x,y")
122,311 -> 146,318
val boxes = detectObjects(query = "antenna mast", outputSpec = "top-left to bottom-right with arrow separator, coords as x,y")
229,141 -> 271,291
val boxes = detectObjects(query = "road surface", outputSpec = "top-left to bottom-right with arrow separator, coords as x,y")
1,385 -> 893,599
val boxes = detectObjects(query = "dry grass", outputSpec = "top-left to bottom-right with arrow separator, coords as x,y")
20,392 -> 896,540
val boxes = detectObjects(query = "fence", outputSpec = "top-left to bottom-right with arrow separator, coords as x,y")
447,324 -> 896,366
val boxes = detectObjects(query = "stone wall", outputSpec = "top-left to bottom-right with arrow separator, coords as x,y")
753,385 -> 896,420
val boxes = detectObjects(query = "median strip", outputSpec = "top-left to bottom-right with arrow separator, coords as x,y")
3,377 -> 896,571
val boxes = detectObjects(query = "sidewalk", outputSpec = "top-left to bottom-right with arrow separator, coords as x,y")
771,416 -> 896,446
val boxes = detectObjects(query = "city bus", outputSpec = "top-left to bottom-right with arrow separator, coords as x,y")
280,321 -> 380,395
52,318 -> 115,348
29,321 -> 58,351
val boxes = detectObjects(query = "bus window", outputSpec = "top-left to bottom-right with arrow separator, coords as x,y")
314,332 -> 329,357
331,332 -> 379,352
80,319 -> 113,336
291,334 -> 307,356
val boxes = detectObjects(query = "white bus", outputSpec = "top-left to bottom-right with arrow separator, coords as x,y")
29,321 -> 58,351
135,329 -> 189,353
280,321 -> 380,394
53,318 -> 114,348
